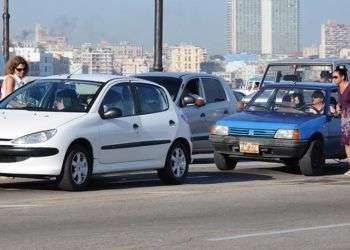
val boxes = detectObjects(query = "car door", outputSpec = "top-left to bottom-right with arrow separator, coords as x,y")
325,89 -> 343,157
133,82 -> 174,162
179,78 -> 208,152
200,77 -> 231,150
98,83 -> 142,164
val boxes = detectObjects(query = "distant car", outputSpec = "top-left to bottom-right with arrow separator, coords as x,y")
0,74 -> 192,191
210,82 -> 345,176
136,72 -> 237,154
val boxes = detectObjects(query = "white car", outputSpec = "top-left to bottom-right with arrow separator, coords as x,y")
0,74 -> 192,191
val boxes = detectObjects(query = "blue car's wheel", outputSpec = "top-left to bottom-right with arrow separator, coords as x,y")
299,139 -> 324,176
214,152 -> 238,171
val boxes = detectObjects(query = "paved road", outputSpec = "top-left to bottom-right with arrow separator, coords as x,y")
0,158 -> 350,249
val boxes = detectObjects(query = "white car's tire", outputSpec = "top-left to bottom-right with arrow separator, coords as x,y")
158,142 -> 189,185
58,144 -> 92,191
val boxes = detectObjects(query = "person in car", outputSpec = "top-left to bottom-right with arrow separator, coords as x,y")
319,71 -> 332,83
1,56 -> 28,100
333,67 -> 350,176
308,90 -> 325,114
291,92 -> 305,109
54,89 -> 83,111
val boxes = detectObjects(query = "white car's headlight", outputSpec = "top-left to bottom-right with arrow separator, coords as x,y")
209,125 -> 229,136
12,129 -> 57,144
274,129 -> 299,140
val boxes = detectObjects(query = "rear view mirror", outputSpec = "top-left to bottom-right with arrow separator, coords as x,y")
183,95 -> 206,107
183,96 -> 195,105
99,106 -> 123,120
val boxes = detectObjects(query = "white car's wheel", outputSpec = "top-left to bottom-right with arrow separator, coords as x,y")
58,144 -> 92,191
158,142 -> 189,185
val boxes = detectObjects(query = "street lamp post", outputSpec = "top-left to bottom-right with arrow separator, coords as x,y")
153,0 -> 163,72
3,0 -> 10,63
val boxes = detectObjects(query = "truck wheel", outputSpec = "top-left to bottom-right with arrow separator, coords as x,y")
158,142 -> 190,185
299,139 -> 324,176
214,152 -> 237,171
58,144 -> 92,191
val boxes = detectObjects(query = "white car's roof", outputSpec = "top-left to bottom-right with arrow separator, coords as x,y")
42,74 -> 125,83
136,71 -> 216,79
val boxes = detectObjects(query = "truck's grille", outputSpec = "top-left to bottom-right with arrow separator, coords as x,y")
229,128 -> 276,138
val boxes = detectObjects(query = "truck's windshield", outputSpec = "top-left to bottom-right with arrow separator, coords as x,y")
263,65 -> 333,85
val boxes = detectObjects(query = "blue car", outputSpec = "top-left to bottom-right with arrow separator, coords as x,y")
210,82 -> 345,176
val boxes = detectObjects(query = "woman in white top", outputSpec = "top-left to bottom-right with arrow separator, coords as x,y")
1,56 -> 28,100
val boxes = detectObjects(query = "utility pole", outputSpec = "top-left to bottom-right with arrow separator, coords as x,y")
153,0 -> 163,72
3,0 -> 10,63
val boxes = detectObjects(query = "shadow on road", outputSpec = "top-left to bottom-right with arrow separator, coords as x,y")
0,171 -> 273,192
264,162 -> 349,176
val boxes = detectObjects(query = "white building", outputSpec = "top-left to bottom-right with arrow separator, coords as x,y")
261,0 -> 300,55
80,47 -> 115,74
319,20 -> 350,58
12,46 -> 70,76
227,0 -> 261,54
166,44 -> 206,72
303,45 -> 319,58
340,48 -> 350,59
118,57 -> 150,76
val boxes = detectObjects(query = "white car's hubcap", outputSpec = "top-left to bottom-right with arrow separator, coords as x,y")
170,147 -> 187,177
71,152 -> 88,185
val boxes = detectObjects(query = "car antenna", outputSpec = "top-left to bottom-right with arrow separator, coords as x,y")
66,67 -> 82,79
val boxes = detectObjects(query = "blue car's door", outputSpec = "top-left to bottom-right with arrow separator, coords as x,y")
325,90 -> 343,157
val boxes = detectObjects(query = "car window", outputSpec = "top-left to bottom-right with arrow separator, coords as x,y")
181,78 -> 202,107
263,65 -> 333,84
329,90 -> 339,116
247,87 -> 327,115
202,78 -> 227,103
136,76 -> 181,101
136,83 -> 168,114
101,83 -> 135,117
0,80 -> 102,112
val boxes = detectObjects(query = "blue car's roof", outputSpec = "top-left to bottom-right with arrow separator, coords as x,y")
263,82 -> 337,90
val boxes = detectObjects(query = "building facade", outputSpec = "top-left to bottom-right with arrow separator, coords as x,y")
166,44 -> 206,72
11,47 -> 69,76
303,45 -> 319,58
227,0 -> 261,54
319,20 -> 350,58
261,0 -> 300,55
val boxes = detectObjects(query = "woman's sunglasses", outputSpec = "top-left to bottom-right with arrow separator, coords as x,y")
15,67 -> 26,72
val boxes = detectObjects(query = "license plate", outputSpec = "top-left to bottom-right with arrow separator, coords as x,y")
239,142 -> 259,154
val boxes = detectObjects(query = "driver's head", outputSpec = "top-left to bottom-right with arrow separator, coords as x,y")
311,90 -> 325,105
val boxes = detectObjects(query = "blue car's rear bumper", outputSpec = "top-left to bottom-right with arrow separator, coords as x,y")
210,135 -> 309,160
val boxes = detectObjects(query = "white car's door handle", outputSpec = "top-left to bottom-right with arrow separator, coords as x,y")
169,120 -> 176,126
133,124 -> 139,129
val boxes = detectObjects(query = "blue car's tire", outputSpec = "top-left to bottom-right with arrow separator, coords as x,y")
214,152 -> 237,171
299,139 -> 324,176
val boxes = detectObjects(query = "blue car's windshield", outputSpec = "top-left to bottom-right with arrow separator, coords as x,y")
0,79 -> 102,112
246,87 -> 331,115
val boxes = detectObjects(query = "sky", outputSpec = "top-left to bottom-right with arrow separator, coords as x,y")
7,0 -> 350,54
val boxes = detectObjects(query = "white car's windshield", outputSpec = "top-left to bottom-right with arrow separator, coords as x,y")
246,87 -> 330,115
0,79 -> 102,112
263,65 -> 333,84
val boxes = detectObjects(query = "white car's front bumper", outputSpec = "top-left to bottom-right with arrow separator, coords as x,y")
0,146 -> 63,176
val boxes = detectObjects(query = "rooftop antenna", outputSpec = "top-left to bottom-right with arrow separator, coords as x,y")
66,66 -> 83,79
